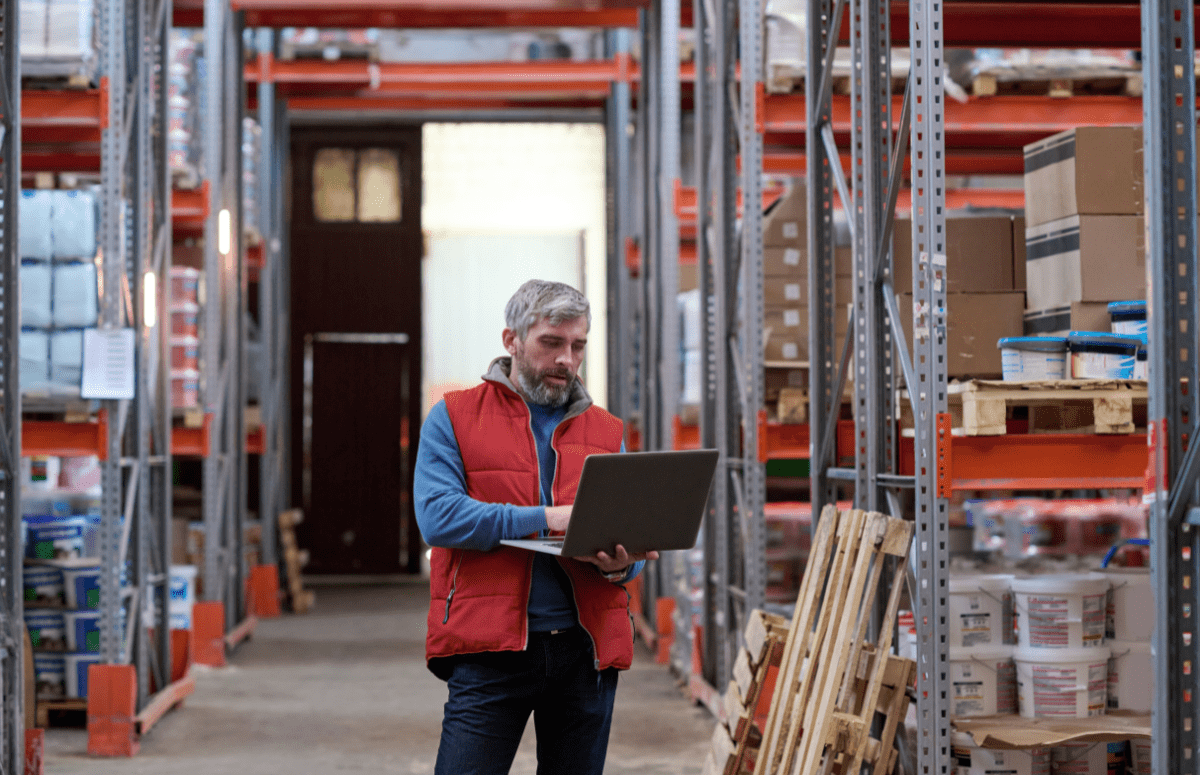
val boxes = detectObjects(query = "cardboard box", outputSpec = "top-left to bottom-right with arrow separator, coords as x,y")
763,185 -> 806,247
1023,301 -> 1111,336
898,292 -> 1025,378
765,365 -> 807,401
893,216 -> 1015,295
1024,214 -> 1145,314
1023,126 -> 1143,227
763,245 -> 853,277
764,274 -> 853,306
679,262 -> 697,292
764,306 -> 849,363
1012,215 -> 1026,291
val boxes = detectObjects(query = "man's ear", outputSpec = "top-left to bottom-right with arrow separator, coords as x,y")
502,328 -> 519,356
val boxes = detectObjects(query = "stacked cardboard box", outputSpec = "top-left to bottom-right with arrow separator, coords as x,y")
1021,127 -> 1146,334
894,215 -> 1025,378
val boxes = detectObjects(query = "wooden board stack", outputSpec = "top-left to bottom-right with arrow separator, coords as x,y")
704,610 -> 791,775
278,509 -> 316,613
752,506 -> 915,775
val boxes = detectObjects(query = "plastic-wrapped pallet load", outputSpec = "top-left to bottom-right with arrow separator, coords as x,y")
51,262 -> 98,328
20,330 -> 50,393
21,0 -> 49,58
21,263 -> 52,328
49,329 -> 83,389
20,191 -> 53,261
44,0 -> 92,58
50,189 -> 97,259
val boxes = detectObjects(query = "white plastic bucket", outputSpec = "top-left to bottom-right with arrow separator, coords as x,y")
1129,739 -> 1151,775
32,653 -> 65,699
998,337 -> 1068,381
952,731 -> 1050,775
1050,741 -> 1126,775
949,646 -> 1016,717
23,564 -> 63,606
1103,568 -> 1152,642
24,609 -> 65,651
1012,574 -> 1108,649
949,574 -> 1014,649
1067,332 -> 1140,379
1107,640 -> 1153,713
1014,645 -> 1110,718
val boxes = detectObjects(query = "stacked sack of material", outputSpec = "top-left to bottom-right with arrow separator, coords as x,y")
168,31 -> 204,189
19,189 -> 99,396
20,0 -> 96,81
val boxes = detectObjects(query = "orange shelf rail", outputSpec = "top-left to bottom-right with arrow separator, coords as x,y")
761,148 -> 1026,176
171,414 -> 213,458
900,433 -> 1148,491
232,2 -> 645,30
671,415 -> 855,461
23,410 -> 108,459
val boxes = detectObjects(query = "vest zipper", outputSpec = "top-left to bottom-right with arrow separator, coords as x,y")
561,568 -> 602,671
443,550 -> 463,624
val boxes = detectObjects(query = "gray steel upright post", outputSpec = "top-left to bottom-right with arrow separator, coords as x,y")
227,12 -> 247,630
657,0 -> 680,449
0,0 -> 21,763
257,28 -> 278,565
98,0 -> 129,667
641,5 -> 661,453
909,0 -> 951,769
1143,0 -> 1200,771
737,0 -> 766,619
605,29 -> 633,421
806,0 -> 843,514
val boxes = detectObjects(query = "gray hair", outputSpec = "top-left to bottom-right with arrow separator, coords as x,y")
504,280 -> 590,340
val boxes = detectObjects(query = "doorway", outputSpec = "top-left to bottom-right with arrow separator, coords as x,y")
289,126 -> 423,575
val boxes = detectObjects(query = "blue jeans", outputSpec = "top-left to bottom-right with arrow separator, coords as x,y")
435,626 -> 619,775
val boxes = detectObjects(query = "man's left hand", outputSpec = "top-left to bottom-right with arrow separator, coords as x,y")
572,544 -> 660,574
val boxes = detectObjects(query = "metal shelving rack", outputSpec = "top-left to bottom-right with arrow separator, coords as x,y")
201,0 -> 248,634
0,0 -> 20,764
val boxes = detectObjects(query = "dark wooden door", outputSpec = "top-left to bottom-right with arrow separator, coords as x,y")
289,126 -> 422,575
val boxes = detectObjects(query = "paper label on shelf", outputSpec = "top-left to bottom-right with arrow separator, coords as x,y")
783,309 -> 801,327
932,252 -> 947,267
782,223 -> 799,240
783,248 -> 801,266
81,328 -> 135,400
782,343 -> 799,360
784,283 -> 801,301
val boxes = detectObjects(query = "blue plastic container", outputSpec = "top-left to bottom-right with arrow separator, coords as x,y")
1066,331 -> 1141,379
62,564 -> 102,609
63,610 -> 101,652
24,609 -> 65,651
23,515 -> 87,560
32,652 -> 65,699
64,653 -> 100,698
997,336 -> 1068,381
1107,301 -> 1148,337
23,564 -> 63,606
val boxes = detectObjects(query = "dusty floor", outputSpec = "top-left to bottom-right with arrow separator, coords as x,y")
42,582 -> 716,774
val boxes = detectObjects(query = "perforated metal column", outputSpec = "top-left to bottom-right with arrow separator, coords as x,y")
1143,0 -> 1200,769
0,0 -> 21,764
605,29 -> 633,423
909,0 -> 951,769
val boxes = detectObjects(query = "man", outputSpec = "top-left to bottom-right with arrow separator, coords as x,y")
415,279 -> 658,775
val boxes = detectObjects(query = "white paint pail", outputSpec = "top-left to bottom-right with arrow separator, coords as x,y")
949,646 -> 1016,717
1050,741 -> 1126,775
1129,739 -> 1151,775
1107,640 -> 1153,713
1014,645 -> 1110,718
952,731 -> 1049,775
1103,568 -> 1152,642
949,574 -> 1014,649
1012,574 -> 1108,649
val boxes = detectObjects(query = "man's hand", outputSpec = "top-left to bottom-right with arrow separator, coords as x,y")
545,505 -> 572,533
572,544 -> 660,574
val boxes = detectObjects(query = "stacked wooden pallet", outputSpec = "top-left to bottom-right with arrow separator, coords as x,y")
278,509 -> 315,614
704,610 -> 790,775
752,506 -> 915,775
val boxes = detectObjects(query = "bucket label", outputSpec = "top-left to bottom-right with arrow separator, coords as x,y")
1081,593 -> 1105,645
953,679 -> 986,716
1028,661 -> 1107,716
1025,595 -> 1071,646
960,610 -> 993,648
996,660 -> 1017,714
1107,657 -> 1119,709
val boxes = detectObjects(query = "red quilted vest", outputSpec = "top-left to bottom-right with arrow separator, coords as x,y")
426,373 -> 632,672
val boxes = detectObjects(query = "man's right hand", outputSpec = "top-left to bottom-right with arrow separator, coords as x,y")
545,505 -> 572,533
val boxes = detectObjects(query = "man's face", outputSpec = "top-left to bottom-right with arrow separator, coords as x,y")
503,315 -> 588,407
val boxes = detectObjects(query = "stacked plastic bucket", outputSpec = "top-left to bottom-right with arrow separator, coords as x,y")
22,562 -> 107,700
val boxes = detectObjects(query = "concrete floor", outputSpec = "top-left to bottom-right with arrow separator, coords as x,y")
43,582 -> 716,774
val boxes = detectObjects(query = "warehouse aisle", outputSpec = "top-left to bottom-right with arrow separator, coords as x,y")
42,582 -> 714,774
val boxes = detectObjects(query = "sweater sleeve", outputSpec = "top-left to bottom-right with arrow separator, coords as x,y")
414,401 -> 548,551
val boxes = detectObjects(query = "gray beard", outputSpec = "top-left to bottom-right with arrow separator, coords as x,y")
514,359 -> 572,407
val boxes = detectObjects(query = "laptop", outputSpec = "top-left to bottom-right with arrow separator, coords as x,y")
500,449 -> 720,557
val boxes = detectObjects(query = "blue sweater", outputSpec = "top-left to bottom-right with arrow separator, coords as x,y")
414,398 -> 642,633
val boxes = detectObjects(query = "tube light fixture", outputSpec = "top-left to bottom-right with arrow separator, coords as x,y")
143,272 -> 157,328
218,209 -> 231,255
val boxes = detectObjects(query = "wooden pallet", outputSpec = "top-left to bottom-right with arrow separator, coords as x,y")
705,610 -> 790,775
35,698 -> 87,729
753,506 -> 915,775
971,72 -> 1141,97
278,509 -> 315,614
900,378 -> 1148,437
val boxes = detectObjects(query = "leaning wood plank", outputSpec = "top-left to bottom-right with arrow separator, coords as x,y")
872,657 -> 917,775
724,680 -> 744,730
754,505 -> 842,775
711,723 -> 737,773
796,510 -> 874,775
745,609 -> 788,666
771,507 -> 858,774
733,647 -> 756,699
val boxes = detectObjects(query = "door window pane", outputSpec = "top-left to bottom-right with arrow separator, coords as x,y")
313,148 -> 356,222
357,148 -> 402,222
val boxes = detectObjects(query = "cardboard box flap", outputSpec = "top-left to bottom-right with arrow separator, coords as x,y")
953,712 -> 1150,750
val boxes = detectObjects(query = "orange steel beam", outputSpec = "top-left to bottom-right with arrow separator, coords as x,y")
761,148 -> 1025,176
133,672 -> 197,736
285,94 -> 607,112
900,433 -> 1148,490
224,615 -> 259,649
24,411 -> 108,459
171,413 -> 212,457
763,94 -> 1146,136
234,3 -> 643,29
673,184 -> 1024,221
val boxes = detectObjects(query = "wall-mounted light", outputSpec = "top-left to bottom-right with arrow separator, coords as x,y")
218,209 -> 231,256
143,272 -> 157,328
